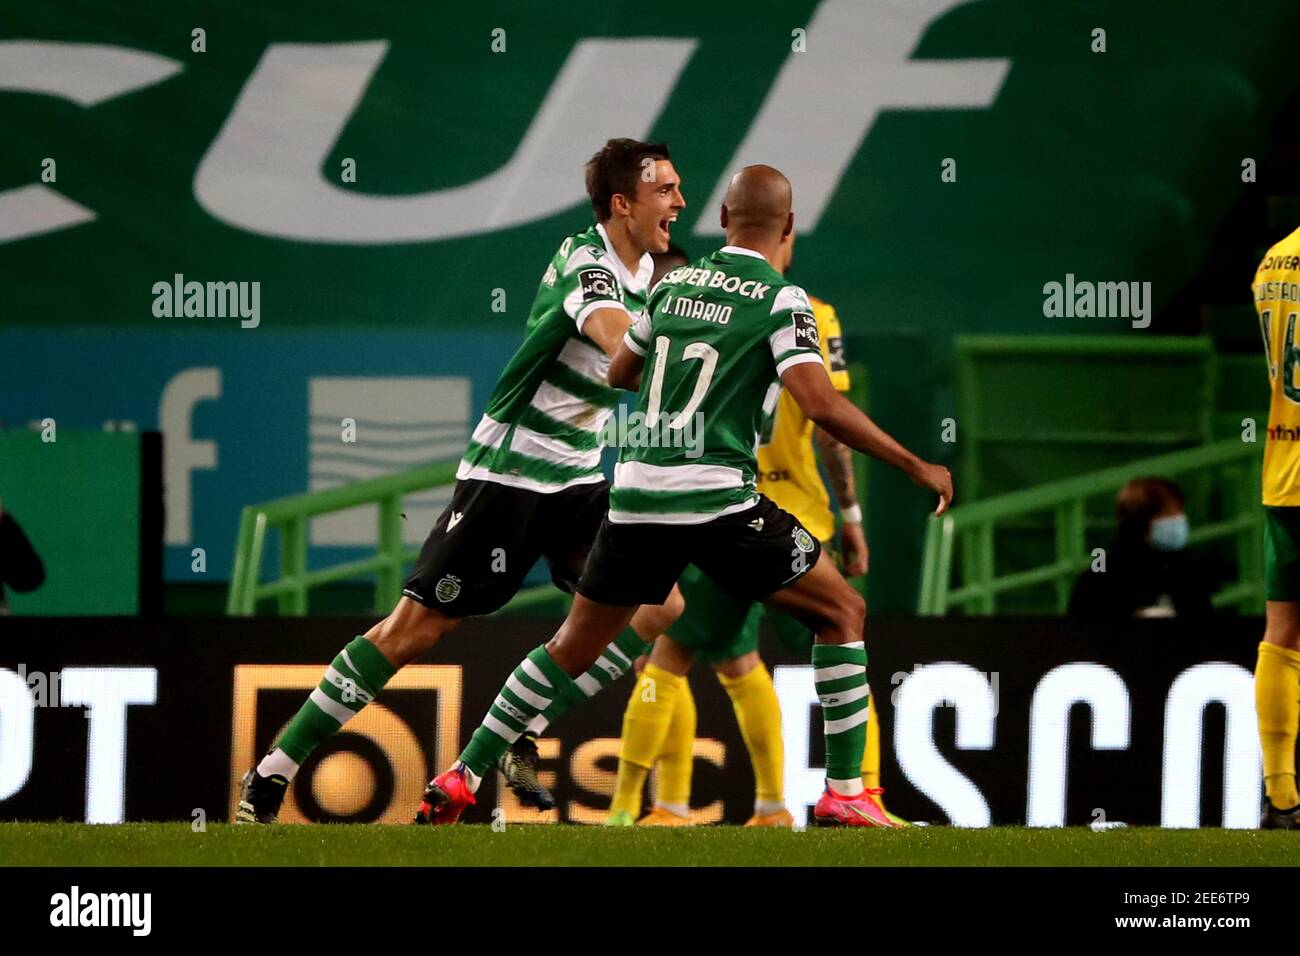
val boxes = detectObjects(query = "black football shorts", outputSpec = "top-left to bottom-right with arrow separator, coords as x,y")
576,494 -> 822,607
402,477 -> 609,617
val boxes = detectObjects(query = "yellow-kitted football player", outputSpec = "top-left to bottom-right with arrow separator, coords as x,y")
1253,224 -> 1300,829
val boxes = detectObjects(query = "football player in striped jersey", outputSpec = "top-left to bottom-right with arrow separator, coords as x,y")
235,138 -> 687,824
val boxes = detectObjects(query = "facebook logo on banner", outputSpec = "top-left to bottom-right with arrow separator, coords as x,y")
0,328 -> 510,580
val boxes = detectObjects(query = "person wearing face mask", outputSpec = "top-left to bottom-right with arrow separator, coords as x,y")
1067,477 -> 1214,620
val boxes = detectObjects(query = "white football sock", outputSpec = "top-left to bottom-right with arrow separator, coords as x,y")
257,748 -> 300,782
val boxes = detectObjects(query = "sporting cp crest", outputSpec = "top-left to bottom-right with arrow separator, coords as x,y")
434,575 -> 462,603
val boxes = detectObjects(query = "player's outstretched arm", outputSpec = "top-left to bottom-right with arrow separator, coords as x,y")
815,427 -> 868,575
782,362 -> 953,515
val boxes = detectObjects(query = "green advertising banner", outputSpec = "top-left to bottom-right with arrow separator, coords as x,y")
6,0 -> 1296,331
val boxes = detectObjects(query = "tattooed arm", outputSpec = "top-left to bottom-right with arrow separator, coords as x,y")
815,427 -> 868,576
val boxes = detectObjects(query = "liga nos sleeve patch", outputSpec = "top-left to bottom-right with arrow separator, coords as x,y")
579,268 -> 618,303
792,311 -> 820,349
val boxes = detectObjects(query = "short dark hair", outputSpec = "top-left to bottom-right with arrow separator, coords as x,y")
1115,477 -> 1185,542
585,139 -> 671,221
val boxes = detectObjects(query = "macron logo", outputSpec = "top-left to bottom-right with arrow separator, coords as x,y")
448,511 -> 464,530
50,886 -> 152,937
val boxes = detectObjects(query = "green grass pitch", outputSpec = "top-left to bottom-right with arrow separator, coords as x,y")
0,823 -> 1291,866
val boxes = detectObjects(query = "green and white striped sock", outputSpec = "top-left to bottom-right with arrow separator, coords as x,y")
526,628 -> 649,735
812,640 -> 868,795
260,636 -> 395,780
459,645 -> 576,781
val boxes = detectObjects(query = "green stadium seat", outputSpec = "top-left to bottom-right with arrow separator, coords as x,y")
957,336 -> 1215,500
953,336 -> 1217,612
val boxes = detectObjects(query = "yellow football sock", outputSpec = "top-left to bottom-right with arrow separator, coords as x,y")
1256,641 -> 1300,809
862,692 -> 881,790
609,663 -> 684,818
609,762 -> 649,818
654,679 -> 696,811
718,662 -> 784,809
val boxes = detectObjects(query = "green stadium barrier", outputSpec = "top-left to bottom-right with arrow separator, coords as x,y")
917,439 -> 1264,616
956,336 -> 1216,500
226,461 -> 460,616
1213,352 -> 1268,440
223,456 -> 597,619
227,362 -> 873,619
953,335 -> 1222,612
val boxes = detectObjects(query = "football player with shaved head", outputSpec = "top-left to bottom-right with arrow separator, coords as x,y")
421,165 -> 951,828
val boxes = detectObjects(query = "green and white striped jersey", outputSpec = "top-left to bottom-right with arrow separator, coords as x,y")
458,223 -> 652,493
610,246 -> 825,524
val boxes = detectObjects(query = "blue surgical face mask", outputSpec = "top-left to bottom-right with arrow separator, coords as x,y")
1149,514 -> 1189,551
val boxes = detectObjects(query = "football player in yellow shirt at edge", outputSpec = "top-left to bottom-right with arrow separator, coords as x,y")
605,238 -> 906,828
1253,223 -> 1300,829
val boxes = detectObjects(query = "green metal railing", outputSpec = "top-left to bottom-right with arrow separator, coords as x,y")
917,440 -> 1264,616
227,360 -> 875,618
226,461 -> 461,616
955,336 -> 1216,501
